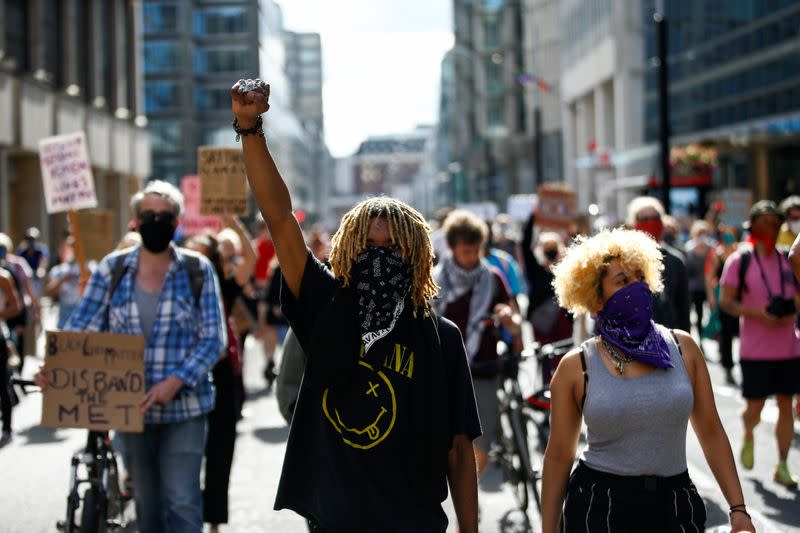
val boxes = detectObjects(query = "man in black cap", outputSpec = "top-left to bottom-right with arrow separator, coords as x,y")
720,200 -> 800,488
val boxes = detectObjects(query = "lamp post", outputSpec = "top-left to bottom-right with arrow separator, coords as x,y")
655,0 -> 671,213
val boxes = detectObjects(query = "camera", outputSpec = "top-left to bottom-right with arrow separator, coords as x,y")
766,296 -> 797,318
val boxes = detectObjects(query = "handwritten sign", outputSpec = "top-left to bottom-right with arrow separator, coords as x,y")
39,132 -> 98,213
536,183 -> 576,230
75,209 -> 116,262
198,147 -> 249,215
41,331 -> 146,432
180,175 -> 223,236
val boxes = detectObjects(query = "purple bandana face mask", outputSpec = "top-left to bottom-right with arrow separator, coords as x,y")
594,281 -> 674,369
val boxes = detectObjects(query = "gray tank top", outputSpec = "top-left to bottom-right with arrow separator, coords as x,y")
135,283 -> 161,340
579,325 -> 694,476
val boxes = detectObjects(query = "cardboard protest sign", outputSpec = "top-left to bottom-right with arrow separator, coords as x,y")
74,209 -> 115,262
180,175 -> 223,236
39,132 -> 98,213
536,183 -> 576,230
198,147 -> 249,215
41,331 -> 146,432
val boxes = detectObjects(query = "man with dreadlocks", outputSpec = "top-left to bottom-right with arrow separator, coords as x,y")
231,79 -> 480,532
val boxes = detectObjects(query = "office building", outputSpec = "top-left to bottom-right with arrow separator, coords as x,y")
0,0 -> 151,247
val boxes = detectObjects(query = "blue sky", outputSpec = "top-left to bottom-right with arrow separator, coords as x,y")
279,1 -> 454,158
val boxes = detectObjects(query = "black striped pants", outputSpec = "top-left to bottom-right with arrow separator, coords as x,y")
562,462 -> 706,533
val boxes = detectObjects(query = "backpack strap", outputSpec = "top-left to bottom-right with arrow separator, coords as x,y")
669,328 -> 684,360
106,251 -> 133,328
736,249 -> 751,302
579,347 -> 589,413
181,253 -> 205,307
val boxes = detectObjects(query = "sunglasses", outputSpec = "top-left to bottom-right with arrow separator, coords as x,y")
138,210 -> 176,225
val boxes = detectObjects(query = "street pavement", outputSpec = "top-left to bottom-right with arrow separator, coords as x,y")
0,305 -> 798,532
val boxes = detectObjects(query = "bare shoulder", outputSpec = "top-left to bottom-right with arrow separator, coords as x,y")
551,346 -> 585,387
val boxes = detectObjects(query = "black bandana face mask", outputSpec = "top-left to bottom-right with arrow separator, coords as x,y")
351,246 -> 413,350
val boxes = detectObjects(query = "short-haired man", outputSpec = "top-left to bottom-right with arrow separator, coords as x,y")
721,200 -> 800,488
434,210 -> 522,482
48,180 -> 227,531
627,196 -> 690,331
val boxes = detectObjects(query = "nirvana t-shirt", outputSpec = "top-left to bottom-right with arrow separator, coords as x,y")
275,252 -> 481,532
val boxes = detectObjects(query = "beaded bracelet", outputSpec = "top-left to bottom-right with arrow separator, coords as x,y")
232,116 -> 264,142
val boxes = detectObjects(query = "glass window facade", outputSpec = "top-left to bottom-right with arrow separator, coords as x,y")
143,3 -> 179,34
644,1 -> 800,140
146,81 -> 181,113
149,120 -> 183,152
4,0 -> 29,72
144,41 -> 182,74
193,7 -> 248,35
194,86 -> 231,111
194,47 -> 249,74
42,0 -> 63,85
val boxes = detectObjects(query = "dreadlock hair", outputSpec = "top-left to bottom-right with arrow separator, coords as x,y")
329,197 -> 439,310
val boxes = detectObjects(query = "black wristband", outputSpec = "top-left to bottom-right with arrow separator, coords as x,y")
729,503 -> 747,511
232,116 -> 264,142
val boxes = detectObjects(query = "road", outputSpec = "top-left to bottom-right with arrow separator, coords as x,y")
0,306 -> 798,532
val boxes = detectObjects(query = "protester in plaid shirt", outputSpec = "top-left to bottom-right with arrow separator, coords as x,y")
64,180 -> 226,533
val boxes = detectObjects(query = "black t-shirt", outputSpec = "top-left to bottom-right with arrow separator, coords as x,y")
275,252 -> 481,532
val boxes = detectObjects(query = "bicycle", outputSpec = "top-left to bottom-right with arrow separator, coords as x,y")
12,378 -> 128,532
492,337 -> 574,516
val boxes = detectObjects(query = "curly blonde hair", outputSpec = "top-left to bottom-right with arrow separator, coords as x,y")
552,228 -> 664,315
328,197 -> 439,310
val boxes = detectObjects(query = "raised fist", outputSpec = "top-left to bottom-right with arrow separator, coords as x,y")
230,78 -> 270,127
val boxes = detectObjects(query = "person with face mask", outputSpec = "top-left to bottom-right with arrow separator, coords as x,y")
46,236 -> 96,329
541,228 -> 755,533
720,200 -> 800,489
777,196 -> 800,250
627,196 -> 691,331
232,78 -> 480,532
433,210 -> 522,485
521,210 -> 573,340
37,180 -> 227,532
706,225 -> 741,384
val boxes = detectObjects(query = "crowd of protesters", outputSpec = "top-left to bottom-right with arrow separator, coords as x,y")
1,77 -> 797,532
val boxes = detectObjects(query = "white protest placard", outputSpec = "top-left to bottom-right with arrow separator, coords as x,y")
39,132 -> 97,213
507,194 -> 538,222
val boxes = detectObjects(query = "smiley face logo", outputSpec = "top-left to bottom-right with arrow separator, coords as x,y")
322,360 -> 397,450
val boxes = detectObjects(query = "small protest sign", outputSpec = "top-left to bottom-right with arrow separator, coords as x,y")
75,209 -> 115,262
198,147 -> 249,215
39,132 -> 98,213
711,189 -> 752,227
536,183 -> 576,230
41,331 -> 146,432
507,194 -> 539,222
180,175 -> 223,236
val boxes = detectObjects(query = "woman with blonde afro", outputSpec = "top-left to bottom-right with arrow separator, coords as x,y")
231,78 -> 480,532
541,228 -> 754,533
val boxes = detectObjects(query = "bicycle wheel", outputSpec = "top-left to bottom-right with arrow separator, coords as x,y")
498,407 -> 528,511
80,487 -> 107,533
522,411 -> 545,516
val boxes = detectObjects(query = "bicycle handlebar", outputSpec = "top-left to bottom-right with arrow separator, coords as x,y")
521,338 -> 575,361
11,378 -> 41,393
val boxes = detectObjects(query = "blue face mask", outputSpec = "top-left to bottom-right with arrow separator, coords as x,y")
722,233 -> 735,245
0,247 -> 6,261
